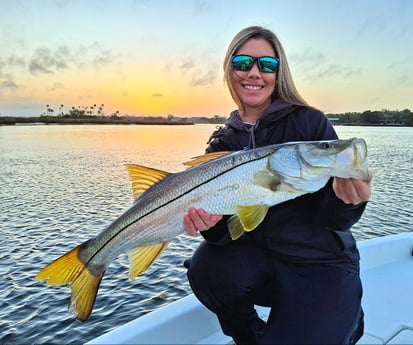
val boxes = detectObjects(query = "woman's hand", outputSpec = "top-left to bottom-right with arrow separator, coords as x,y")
333,177 -> 372,205
183,208 -> 223,236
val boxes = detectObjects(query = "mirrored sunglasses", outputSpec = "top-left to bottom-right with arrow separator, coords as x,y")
231,55 -> 279,73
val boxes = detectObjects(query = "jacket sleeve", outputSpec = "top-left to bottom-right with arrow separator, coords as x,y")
205,126 -> 235,153
316,179 -> 367,231
199,215 -> 234,244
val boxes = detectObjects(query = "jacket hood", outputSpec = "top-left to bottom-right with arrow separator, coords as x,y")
225,98 -> 296,149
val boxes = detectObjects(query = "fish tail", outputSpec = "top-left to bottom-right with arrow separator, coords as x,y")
36,245 -> 104,321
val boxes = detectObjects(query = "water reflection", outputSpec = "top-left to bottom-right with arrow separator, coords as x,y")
0,124 -> 412,343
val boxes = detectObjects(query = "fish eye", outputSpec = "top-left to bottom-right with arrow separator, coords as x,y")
321,142 -> 331,149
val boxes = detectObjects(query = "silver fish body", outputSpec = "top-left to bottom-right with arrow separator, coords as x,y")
37,137 -> 371,321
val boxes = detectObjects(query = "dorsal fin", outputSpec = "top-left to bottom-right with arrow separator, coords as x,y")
183,151 -> 232,168
125,164 -> 170,200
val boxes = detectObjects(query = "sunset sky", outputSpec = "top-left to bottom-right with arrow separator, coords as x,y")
0,0 -> 412,117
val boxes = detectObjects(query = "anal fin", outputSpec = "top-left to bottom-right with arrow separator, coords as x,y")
128,242 -> 170,279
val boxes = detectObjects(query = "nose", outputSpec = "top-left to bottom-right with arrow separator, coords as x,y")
247,61 -> 261,76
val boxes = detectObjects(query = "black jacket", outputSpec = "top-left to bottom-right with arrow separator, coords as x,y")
201,101 -> 366,269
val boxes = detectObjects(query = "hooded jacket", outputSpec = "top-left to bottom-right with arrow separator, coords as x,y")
201,100 -> 366,270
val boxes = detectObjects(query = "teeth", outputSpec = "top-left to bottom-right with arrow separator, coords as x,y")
244,85 -> 262,90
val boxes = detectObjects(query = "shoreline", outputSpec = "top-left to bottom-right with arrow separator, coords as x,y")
0,116 -> 195,126
0,116 -> 411,127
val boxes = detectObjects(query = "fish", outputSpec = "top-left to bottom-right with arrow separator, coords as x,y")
36,137 -> 371,321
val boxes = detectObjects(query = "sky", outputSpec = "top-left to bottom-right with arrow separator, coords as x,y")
0,0 -> 412,117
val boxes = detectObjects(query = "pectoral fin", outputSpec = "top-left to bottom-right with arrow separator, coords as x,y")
227,205 -> 269,240
254,168 -> 281,191
127,242 -> 170,279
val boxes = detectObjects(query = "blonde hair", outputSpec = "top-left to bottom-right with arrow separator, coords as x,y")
223,26 -> 309,114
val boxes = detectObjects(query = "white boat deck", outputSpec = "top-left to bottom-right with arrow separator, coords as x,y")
88,232 -> 413,345
358,233 -> 413,344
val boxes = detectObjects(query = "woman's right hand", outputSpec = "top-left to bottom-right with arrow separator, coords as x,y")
183,208 -> 223,236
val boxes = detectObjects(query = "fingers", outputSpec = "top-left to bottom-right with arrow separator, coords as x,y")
183,208 -> 223,236
333,177 -> 372,205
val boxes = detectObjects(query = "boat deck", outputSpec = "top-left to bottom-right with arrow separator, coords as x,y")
358,233 -> 413,344
88,233 -> 413,345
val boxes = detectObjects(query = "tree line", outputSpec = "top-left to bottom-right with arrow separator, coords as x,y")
326,109 -> 412,126
5,104 -> 411,126
42,104 -> 118,118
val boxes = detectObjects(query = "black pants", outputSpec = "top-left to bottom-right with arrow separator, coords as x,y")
187,237 -> 364,345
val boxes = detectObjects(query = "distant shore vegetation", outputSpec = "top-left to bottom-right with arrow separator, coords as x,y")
0,103 -> 227,125
0,104 -> 412,126
326,108 -> 413,126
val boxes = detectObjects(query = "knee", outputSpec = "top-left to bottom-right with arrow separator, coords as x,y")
187,241 -> 258,297
187,242 -> 239,294
186,242 -> 221,287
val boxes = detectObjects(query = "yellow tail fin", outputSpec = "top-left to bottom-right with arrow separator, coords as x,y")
36,245 -> 104,321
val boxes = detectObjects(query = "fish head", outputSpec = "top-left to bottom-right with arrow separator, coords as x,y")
299,137 -> 371,180
268,138 -> 372,192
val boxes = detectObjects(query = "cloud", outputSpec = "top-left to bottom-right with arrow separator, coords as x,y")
357,3 -> 413,40
180,60 -> 195,72
0,56 -> 27,94
0,55 -> 26,78
191,69 -> 217,86
291,47 -> 361,81
290,48 -> 325,70
395,74 -> 410,85
49,82 -> 65,91
6,56 -> 25,67
75,42 -> 119,70
93,49 -> 117,68
303,63 -> 361,81
0,80 -> 18,89
193,0 -> 215,15
26,43 -> 119,75
29,46 -> 71,75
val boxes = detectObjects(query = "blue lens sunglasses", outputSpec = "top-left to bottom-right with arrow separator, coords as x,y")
232,55 -> 279,73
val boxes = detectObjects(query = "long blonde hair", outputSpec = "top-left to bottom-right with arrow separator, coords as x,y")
223,26 -> 309,114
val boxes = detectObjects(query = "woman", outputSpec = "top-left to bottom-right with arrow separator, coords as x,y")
184,26 -> 371,345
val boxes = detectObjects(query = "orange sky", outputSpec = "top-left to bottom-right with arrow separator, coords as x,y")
1,0 -> 412,117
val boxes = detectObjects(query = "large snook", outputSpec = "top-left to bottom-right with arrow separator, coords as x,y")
36,138 -> 371,321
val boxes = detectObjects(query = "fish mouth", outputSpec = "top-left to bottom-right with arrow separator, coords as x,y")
353,138 -> 368,161
351,138 -> 372,180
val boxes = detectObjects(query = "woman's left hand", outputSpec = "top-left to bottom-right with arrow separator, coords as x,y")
333,177 -> 372,205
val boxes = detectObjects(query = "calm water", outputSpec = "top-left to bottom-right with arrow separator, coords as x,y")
1,124 -> 412,343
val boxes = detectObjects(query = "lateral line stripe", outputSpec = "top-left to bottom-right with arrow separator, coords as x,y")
86,152 -> 268,266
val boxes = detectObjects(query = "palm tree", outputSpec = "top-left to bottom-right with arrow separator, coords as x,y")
46,104 -> 54,117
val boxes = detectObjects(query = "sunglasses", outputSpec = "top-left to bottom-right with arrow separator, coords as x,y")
232,55 -> 279,73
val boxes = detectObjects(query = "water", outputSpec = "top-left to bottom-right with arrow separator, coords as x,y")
0,124 -> 412,343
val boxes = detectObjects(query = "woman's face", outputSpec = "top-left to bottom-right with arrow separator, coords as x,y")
232,38 -> 277,117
